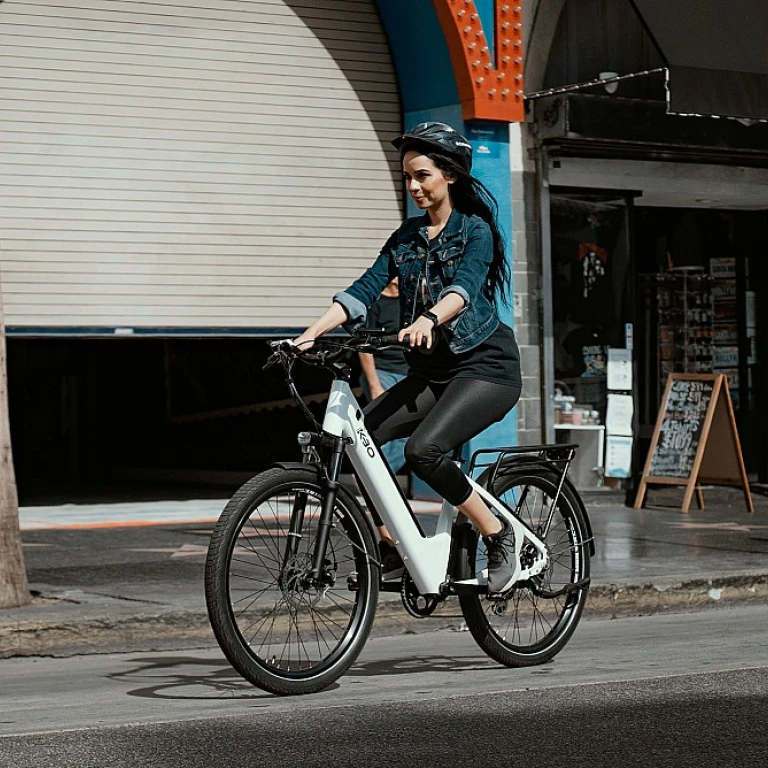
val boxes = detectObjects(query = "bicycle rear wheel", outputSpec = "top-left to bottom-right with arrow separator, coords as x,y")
458,465 -> 591,667
205,467 -> 379,695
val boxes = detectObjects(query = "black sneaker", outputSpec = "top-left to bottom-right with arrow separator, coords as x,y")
483,518 -> 517,595
378,540 -> 404,580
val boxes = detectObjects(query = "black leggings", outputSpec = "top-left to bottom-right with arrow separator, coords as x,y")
363,376 -> 521,522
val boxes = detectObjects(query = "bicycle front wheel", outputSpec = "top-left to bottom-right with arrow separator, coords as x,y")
205,467 -> 379,695
459,465 -> 591,667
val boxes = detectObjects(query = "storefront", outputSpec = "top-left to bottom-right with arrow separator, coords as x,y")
522,0 -> 768,493
535,97 -> 768,491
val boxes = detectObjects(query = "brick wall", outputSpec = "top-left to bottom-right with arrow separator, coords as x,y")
511,123 -> 544,446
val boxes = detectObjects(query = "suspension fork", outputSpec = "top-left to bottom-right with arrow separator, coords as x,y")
279,443 -> 318,573
281,490 -> 308,574
307,435 -> 347,583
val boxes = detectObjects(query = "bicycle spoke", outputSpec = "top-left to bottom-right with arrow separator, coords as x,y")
232,587 -> 280,613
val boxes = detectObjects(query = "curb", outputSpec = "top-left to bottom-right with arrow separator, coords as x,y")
586,573 -> 768,617
2,574 -> 768,658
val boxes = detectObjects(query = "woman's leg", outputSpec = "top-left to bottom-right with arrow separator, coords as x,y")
404,378 -> 522,594
404,378 -> 521,534
373,370 -> 409,474
362,375 -> 440,538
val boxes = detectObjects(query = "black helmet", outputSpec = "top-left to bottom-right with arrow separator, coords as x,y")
392,122 -> 473,173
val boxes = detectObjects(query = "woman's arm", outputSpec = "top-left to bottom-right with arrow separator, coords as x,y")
438,219 -> 494,310
358,351 -> 385,399
294,301 -> 349,348
334,232 -> 399,326
294,226 -> 403,348
398,291 -> 465,349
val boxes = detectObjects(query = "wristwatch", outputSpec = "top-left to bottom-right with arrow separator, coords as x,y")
421,310 -> 440,328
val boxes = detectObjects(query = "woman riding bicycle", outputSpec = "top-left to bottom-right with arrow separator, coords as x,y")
295,122 -> 522,595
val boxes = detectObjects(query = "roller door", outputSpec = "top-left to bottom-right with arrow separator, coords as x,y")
0,0 -> 402,332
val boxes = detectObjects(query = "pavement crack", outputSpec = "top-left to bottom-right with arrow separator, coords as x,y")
86,592 -> 168,606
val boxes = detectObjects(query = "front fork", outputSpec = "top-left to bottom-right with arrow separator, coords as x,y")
296,434 -> 346,586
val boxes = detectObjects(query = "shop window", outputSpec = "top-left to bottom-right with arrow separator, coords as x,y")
550,193 -> 632,489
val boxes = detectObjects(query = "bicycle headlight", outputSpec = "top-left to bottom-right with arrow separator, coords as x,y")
297,432 -> 312,446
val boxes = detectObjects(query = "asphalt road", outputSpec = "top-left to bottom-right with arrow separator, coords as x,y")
2,605 -> 768,766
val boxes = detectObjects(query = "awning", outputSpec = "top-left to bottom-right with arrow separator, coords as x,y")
630,0 -> 768,121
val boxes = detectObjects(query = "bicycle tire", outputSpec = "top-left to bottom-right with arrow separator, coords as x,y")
458,465 -> 591,667
205,467 -> 379,695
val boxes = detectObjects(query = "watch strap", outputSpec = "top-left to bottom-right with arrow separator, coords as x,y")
421,310 -> 440,328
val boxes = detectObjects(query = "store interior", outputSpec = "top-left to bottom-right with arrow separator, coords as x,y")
550,193 -> 768,489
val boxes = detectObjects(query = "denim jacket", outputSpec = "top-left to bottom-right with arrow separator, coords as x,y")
333,209 -> 500,354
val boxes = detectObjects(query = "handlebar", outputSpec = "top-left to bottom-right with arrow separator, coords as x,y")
352,330 -> 404,350
265,329 -> 426,366
262,329 -> 432,429
264,330 -> 433,372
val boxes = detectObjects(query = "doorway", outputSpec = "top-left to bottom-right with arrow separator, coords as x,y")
546,189 -> 635,489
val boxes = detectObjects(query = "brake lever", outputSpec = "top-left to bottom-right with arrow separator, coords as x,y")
263,353 -> 281,371
263,339 -> 299,370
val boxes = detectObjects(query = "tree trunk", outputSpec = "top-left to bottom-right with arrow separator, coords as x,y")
0,268 -> 30,608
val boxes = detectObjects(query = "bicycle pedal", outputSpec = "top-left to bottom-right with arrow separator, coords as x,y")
381,566 -> 405,582
486,588 -> 513,602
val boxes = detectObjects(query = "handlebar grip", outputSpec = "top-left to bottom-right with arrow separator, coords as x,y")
268,338 -> 297,351
377,333 -> 433,353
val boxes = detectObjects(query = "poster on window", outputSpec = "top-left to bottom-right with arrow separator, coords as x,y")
607,348 -> 632,391
710,257 -> 736,278
605,435 -> 633,478
606,393 -> 634,436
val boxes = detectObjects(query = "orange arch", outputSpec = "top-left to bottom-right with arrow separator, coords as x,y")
432,0 -> 524,122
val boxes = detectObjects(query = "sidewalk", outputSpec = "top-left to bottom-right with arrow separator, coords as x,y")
2,485 -> 768,657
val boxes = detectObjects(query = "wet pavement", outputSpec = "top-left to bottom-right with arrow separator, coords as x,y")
2,483 -> 767,657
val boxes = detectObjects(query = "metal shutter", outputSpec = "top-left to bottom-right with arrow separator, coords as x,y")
0,0 -> 402,332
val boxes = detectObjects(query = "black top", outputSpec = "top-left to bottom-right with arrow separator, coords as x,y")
408,321 -> 522,387
366,295 -> 409,374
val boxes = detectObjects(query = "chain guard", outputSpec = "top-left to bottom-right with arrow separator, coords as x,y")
400,572 -> 441,618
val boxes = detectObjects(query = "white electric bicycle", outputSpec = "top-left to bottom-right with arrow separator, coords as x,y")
205,332 -> 594,696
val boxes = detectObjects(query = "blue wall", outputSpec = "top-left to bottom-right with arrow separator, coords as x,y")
374,0 -> 459,113
375,1 -> 518,485
463,120 -> 517,464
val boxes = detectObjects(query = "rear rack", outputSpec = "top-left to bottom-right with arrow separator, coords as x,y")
468,443 -> 578,508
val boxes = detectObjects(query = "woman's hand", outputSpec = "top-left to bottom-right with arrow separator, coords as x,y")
293,333 -> 315,350
399,315 -> 435,350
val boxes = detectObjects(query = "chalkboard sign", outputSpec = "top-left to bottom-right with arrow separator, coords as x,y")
647,378 -> 714,478
634,374 -> 752,513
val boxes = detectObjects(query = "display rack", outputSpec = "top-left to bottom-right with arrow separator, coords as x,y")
710,257 -> 742,409
640,269 -> 714,407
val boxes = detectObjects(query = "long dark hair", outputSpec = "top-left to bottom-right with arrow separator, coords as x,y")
400,144 -> 511,305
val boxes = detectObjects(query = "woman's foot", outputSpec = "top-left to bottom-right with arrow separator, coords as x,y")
483,518 -> 517,595
378,540 -> 405,580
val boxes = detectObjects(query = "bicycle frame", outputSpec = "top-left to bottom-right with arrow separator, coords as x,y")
322,378 -> 550,595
